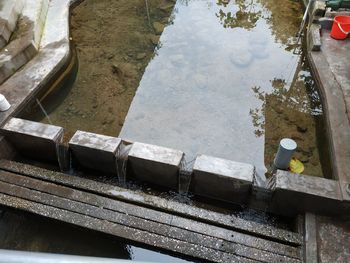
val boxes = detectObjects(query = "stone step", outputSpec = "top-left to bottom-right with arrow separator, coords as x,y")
0,0 -> 24,48
0,0 -> 49,85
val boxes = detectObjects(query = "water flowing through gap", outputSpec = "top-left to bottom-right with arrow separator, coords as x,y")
21,0 -> 330,181
10,0 -> 332,260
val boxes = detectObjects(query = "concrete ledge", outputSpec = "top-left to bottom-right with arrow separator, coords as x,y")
0,0 -> 24,48
304,213 -> 318,263
190,155 -> 254,204
0,117 -> 63,162
308,24 -> 321,51
128,142 -> 184,189
0,0 -> 75,127
69,130 -> 121,174
269,170 -> 348,216
307,35 -> 350,202
311,0 -> 326,18
0,0 -> 49,84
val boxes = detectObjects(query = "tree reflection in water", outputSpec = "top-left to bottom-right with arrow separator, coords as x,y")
216,0 -> 262,30
249,56 -> 324,177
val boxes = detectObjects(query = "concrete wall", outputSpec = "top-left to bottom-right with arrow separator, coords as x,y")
0,117 -> 349,215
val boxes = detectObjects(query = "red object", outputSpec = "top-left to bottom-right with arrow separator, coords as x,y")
331,16 -> 350,40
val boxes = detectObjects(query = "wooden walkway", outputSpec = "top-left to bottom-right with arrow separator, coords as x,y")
0,160 -> 303,262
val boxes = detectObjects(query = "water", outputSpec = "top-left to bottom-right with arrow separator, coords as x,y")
120,0 -> 328,178
32,0 -> 175,142
5,0 -> 320,260
21,0 -> 330,178
0,209 -> 191,262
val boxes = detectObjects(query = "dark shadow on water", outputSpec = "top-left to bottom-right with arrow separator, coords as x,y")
0,208 -> 193,262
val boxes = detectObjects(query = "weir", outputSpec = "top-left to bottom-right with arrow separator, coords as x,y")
0,0 -> 349,262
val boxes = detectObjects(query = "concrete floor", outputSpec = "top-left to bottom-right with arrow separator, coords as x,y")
317,216 -> 350,262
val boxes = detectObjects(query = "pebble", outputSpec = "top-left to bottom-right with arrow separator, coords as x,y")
158,3 -> 174,12
149,34 -> 160,45
136,53 -> 146,60
295,152 -> 309,163
274,106 -> 283,114
153,22 -> 165,35
297,125 -> 308,133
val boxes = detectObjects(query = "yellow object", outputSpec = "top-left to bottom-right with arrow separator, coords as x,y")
289,158 -> 304,174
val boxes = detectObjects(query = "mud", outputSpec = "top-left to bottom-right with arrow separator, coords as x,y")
36,0 -> 175,141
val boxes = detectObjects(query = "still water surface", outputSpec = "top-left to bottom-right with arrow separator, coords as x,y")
120,0 -> 327,178
23,0 -> 328,178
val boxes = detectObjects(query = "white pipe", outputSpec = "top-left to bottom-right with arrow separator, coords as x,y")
0,249 -> 151,263
0,94 -> 11,111
274,138 -> 297,170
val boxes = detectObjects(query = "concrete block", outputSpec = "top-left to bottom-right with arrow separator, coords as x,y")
308,24 -> 321,51
319,17 -> 334,30
69,131 -> 121,174
269,170 -> 345,216
127,142 -> 184,189
190,155 -> 255,204
312,0 -> 326,18
0,118 -> 63,162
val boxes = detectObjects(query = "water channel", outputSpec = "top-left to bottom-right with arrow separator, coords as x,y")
6,0 -> 332,260
23,0 -> 330,179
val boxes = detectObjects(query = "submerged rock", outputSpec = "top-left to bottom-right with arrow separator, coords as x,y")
149,34 -> 160,45
297,125 -> 308,133
112,62 -> 137,77
153,22 -> 165,35
158,3 -> 174,12
136,53 -> 146,60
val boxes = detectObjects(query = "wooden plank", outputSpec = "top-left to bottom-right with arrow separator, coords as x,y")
0,193 -> 253,263
0,173 -> 301,262
0,159 -> 302,245
0,170 -> 300,259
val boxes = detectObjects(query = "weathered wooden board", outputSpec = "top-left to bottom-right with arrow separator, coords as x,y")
0,160 -> 303,262
0,159 -> 302,245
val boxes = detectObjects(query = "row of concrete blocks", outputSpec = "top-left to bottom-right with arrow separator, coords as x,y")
1,118 -> 349,216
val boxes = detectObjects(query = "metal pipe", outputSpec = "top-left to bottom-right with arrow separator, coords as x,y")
0,249 -> 151,263
296,0 -> 314,40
